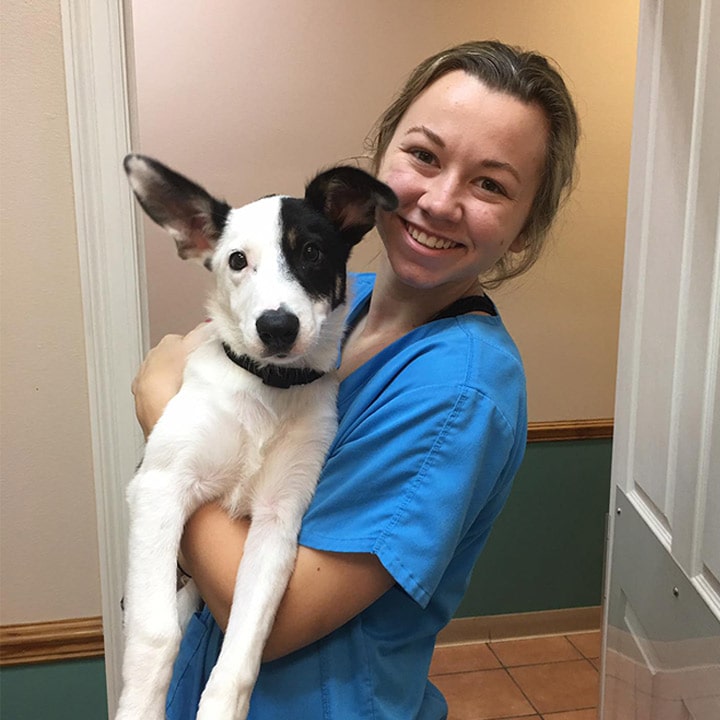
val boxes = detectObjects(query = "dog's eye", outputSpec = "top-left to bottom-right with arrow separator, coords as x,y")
303,243 -> 322,264
228,251 -> 248,271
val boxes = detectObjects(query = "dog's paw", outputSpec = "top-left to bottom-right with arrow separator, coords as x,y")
196,680 -> 251,720
195,697 -> 250,720
115,695 -> 166,720
115,709 -> 165,720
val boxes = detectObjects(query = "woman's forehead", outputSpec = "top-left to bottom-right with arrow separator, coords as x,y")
396,71 -> 549,180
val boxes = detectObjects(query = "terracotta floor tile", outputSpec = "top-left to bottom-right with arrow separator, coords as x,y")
489,635 -> 582,667
430,642 -> 501,676
432,668 -> 535,720
567,631 -> 602,659
509,659 -> 599,714
542,710 -> 598,720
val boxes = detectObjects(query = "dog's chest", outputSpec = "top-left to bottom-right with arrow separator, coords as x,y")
218,384 -> 328,517
199,381 -> 288,484
178,346 -> 331,517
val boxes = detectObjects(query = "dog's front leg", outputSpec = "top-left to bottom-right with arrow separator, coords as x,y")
195,422 -> 333,720
115,468 -> 197,720
196,506 -> 301,720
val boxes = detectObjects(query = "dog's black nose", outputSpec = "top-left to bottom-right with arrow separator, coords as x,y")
256,310 -> 300,354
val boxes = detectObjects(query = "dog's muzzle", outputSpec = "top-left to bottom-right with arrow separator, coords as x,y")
256,309 -> 300,356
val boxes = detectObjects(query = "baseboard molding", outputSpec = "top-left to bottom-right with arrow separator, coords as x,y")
0,616 -> 104,666
527,418 -> 613,443
1,607 -> 601,665
436,606 -> 602,646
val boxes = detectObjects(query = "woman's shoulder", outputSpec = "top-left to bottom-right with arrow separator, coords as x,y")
338,309 -> 526,442
339,276 -> 525,423
395,312 -> 525,395
346,273 -> 522,380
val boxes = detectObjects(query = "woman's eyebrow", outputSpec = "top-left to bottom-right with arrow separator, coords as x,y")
480,159 -> 521,184
405,125 -> 445,148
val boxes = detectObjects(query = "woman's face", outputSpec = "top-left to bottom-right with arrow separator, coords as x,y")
376,70 -> 549,292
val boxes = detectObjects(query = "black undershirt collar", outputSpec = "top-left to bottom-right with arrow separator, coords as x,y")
345,293 -> 497,341
430,294 -> 497,321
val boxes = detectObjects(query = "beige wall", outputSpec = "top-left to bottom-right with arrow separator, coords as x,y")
0,0 -> 101,623
133,0 -> 639,421
0,0 -> 638,627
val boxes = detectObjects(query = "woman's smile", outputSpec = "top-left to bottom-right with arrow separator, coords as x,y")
403,219 -> 462,251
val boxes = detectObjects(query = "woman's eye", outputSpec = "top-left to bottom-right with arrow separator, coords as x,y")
303,243 -> 322,264
411,148 -> 437,165
479,178 -> 506,196
228,251 -> 248,271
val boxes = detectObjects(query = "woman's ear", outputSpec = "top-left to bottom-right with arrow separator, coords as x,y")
508,233 -> 528,254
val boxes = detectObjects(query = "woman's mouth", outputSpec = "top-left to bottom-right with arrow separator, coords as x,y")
404,221 -> 460,250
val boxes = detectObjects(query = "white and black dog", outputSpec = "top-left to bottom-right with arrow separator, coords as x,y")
116,155 -> 396,720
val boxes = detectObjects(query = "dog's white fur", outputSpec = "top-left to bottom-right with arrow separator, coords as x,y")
116,157 -> 395,720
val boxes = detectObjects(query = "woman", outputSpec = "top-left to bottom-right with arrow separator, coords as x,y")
133,40 -> 579,719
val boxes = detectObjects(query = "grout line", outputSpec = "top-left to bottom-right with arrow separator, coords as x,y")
500,657 -> 592,669
486,640 -> 504,667
565,632 -> 602,661
434,637 -> 598,670
505,664 -> 543,717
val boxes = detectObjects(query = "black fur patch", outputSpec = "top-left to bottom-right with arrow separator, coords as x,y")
279,198 -> 350,309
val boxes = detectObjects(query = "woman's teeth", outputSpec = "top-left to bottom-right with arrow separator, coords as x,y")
406,223 -> 458,250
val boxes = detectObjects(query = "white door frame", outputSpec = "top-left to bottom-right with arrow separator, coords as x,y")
60,0 -> 145,712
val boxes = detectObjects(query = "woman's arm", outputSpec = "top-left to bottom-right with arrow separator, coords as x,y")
180,504 -> 394,662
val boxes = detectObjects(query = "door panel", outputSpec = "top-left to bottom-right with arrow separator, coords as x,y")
602,0 -> 720,718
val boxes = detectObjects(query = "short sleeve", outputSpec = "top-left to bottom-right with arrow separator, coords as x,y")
298,378 -> 520,608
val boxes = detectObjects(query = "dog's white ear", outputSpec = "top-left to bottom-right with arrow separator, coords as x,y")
304,167 -> 398,246
124,154 -> 231,267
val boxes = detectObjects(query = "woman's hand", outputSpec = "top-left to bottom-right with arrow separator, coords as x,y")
132,322 -> 213,438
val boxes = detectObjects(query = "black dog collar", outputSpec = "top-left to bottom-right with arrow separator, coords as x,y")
222,343 -> 325,389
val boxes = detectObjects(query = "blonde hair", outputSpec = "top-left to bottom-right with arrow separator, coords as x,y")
368,40 -> 580,288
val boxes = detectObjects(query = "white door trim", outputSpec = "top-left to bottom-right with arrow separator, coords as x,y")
60,0 -> 145,712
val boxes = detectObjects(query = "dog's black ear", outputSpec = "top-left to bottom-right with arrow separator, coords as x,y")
304,166 -> 398,246
124,154 -> 231,267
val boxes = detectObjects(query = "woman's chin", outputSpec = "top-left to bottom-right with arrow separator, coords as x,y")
383,254 -> 453,292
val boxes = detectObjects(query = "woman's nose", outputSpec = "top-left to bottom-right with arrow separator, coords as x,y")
417,174 -> 462,223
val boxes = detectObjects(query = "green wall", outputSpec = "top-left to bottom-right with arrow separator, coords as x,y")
0,438 -> 611,720
0,658 -> 107,720
458,438 -> 612,616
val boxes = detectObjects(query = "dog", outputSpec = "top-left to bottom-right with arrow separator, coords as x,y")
115,155 -> 397,720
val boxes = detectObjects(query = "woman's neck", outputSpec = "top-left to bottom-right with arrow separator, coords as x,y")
363,256 -> 484,336
338,255 -> 485,381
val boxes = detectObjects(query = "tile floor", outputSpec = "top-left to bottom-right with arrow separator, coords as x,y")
430,630 -> 601,720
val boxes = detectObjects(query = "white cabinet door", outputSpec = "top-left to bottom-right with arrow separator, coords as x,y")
602,1 -> 720,718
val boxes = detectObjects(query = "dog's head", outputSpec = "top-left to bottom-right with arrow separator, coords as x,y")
124,155 -> 396,367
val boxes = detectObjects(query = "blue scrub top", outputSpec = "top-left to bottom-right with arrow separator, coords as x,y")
167,273 -> 527,719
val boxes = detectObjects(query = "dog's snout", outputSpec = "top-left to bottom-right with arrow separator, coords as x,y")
256,310 -> 300,355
